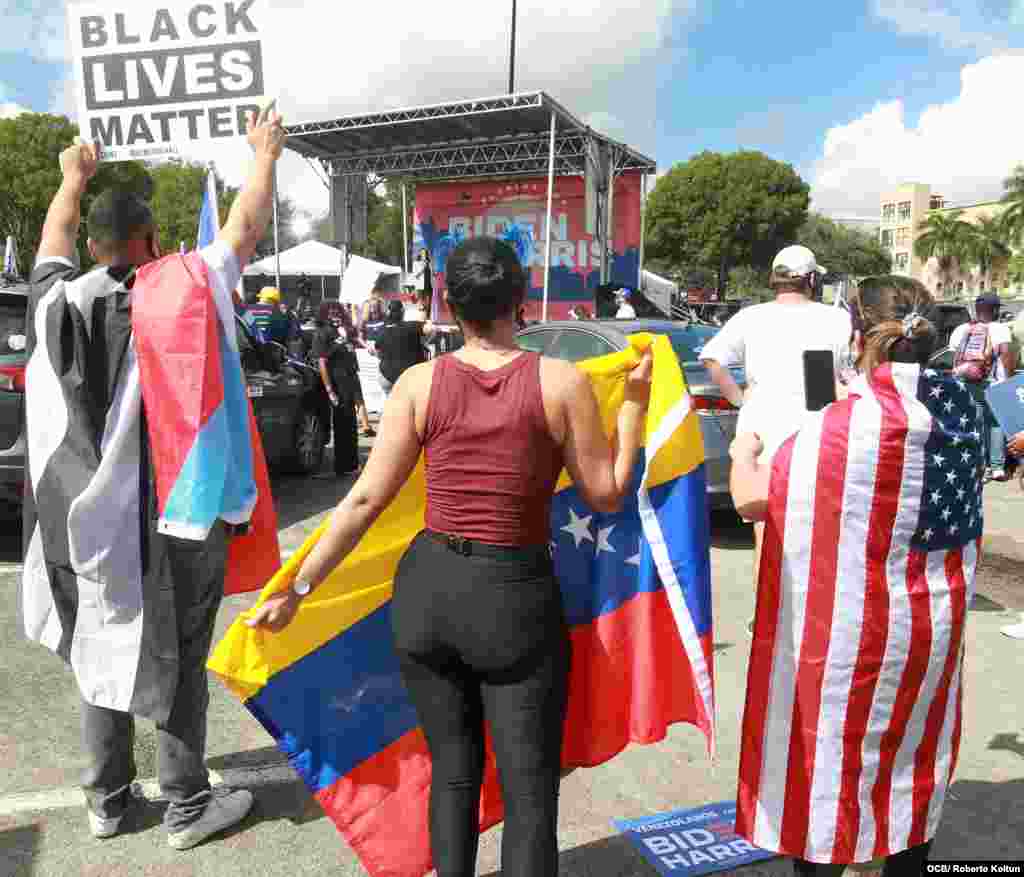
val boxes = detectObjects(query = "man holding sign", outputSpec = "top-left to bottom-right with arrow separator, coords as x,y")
23,105 -> 284,850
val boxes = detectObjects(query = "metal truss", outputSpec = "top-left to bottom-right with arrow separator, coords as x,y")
324,134 -> 654,181
288,92 -> 553,139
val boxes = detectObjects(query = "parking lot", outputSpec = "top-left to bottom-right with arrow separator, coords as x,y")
1,437 -> 1022,877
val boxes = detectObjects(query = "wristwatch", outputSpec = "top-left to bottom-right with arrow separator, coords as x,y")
291,578 -> 313,599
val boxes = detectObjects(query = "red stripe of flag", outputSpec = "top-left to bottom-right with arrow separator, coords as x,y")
908,547 -> 968,847
869,548 -> 933,858
779,402 -> 852,855
831,365 -> 907,862
736,434 -> 796,840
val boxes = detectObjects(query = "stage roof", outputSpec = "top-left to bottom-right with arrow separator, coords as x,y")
284,91 -> 656,182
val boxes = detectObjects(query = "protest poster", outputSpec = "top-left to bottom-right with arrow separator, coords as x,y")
67,0 -> 271,162
614,801 -> 777,876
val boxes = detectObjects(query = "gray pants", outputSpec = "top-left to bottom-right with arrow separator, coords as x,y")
80,524 -> 228,830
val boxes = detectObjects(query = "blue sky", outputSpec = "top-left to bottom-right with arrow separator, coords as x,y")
2,0 -> 1022,216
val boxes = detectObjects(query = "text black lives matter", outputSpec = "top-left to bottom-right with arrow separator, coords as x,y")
78,1 -> 265,151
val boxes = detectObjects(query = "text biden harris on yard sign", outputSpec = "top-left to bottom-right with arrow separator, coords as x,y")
69,1 -> 270,162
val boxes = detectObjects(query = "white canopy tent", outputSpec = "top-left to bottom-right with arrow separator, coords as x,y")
244,240 -> 349,277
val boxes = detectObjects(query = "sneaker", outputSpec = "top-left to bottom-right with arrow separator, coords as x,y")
167,789 -> 254,851
1001,614 -> 1024,640
990,468 -> 1009,482
87,783 -> 139,839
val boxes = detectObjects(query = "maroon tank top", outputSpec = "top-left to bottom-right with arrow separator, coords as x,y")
424,352 -> 564,546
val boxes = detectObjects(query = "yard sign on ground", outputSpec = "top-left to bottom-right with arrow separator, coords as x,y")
68,0 -> 270,162
614,801 -> 777,877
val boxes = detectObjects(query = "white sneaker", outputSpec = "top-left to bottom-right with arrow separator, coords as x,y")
88,809 -> 124,839
1000,614 -> 1024,639
167,789 -> 254,850
87,783 -> 140,839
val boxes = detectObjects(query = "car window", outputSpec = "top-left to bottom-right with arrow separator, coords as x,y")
666,326 -> 718,362
546,330 -> 616,362
517,330 -> 557,355
0,293 -> 27,356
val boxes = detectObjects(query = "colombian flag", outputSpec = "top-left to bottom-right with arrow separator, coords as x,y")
208,333 -> 714,876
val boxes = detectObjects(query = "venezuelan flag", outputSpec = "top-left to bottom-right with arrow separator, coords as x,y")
208,333 -> 714,876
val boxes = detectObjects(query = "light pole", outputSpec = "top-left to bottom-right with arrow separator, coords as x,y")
508,0 -> 517,94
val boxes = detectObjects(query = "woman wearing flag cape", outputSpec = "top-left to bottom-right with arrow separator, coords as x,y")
730,276 -> 983,874
248,236 -> 653,877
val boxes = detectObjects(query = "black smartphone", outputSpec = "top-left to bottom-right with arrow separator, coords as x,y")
803,350 -> 837,412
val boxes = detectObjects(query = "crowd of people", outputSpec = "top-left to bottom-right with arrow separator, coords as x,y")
15,103 -> 1022,876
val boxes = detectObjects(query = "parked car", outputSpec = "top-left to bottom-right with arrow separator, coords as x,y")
516,319 -> 744,510
235,315 -> 331,474
0,281 -> 28,512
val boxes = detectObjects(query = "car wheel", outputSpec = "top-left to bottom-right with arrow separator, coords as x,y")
291,407 -> 326,475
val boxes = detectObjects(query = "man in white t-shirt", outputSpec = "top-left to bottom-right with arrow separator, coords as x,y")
950,293 -> 1017,480
700,245 -> 851,465
701,245 -> 851,635
615,289 -> 637,319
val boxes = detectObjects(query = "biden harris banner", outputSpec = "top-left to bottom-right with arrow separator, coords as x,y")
68,0 -> 270,162
615,802 -> 776,876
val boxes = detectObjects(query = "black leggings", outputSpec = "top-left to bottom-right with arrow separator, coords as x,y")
391,531 -> 571,877
793,841 -> 933,877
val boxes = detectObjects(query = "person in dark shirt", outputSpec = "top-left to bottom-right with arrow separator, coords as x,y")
311,301 -> 362,477
375,299 -> 433,395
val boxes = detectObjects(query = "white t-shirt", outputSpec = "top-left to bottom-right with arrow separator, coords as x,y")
616,303 -> 637,319
949,321 -> 1012,382
700,300 -> 852,462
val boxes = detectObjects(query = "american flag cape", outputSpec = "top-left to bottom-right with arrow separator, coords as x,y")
22,253 -> 278,724
209,333 -> 714,877
737,362 -> 983,864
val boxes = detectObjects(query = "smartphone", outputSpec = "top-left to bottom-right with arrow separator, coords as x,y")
803,350 -> 837,412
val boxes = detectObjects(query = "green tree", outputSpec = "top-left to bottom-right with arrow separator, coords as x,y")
1001,163 -> 1024,247
965,214 -> 1012,291
147,161 -> 238,255
797,213 -> 891,278
1007,251 -> 1024,287
727,265 -> 772,301
914,210 -> 973,298
0,112 -> 150,272
645,150 -> 810,291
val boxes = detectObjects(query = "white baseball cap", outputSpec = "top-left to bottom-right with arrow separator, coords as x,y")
771,245 -> 827,280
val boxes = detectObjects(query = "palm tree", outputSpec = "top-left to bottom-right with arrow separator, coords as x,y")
966,214 -> 1012,291
914,211 -> 973,298
1001,163 -> 1024,248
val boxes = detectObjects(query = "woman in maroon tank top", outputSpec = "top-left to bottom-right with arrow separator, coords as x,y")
249,237 -> 652,877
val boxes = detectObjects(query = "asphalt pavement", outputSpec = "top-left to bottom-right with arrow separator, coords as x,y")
1,442 -> 1022,877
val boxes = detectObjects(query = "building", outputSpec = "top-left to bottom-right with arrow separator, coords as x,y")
879,183 -> 1020,299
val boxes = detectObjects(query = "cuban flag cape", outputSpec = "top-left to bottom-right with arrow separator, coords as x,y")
209,333 -> 714,877
23,252 -> 278,723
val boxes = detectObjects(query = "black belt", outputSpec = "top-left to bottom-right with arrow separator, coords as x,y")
424,529 -> 549,560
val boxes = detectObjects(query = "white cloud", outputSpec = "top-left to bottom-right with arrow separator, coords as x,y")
870,0 -> 1021,54
32,0 -> 676,213
1,102 -> 27,119
809,55 -> 1024,215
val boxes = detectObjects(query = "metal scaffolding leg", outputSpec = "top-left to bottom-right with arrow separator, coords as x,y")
638,172 -> 647,291
272,167 -> 281,290
542,111 -> 556,322
401,183 -> 410,276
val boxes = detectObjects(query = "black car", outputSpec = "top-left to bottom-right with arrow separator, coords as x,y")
234,315 -> 331,474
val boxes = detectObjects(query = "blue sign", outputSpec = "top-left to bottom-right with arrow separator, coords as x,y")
614,801 -> 777,876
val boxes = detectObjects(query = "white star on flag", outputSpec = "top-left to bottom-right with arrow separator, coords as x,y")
933,453 -> 946,467
961,450 -> 971,464
930,386 -> 943,399
561,508 -> 594,548
959,415 -> 969,428
626,551 -> 641,567
943,400 -> 954,413
923,528 -> 934,541
930,490 -> 942,504
945,471 -> 958,484
596,525 -> 616,554
941,507 -> 952,521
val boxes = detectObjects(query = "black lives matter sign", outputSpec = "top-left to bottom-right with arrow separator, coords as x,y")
69,1 -> 270,161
